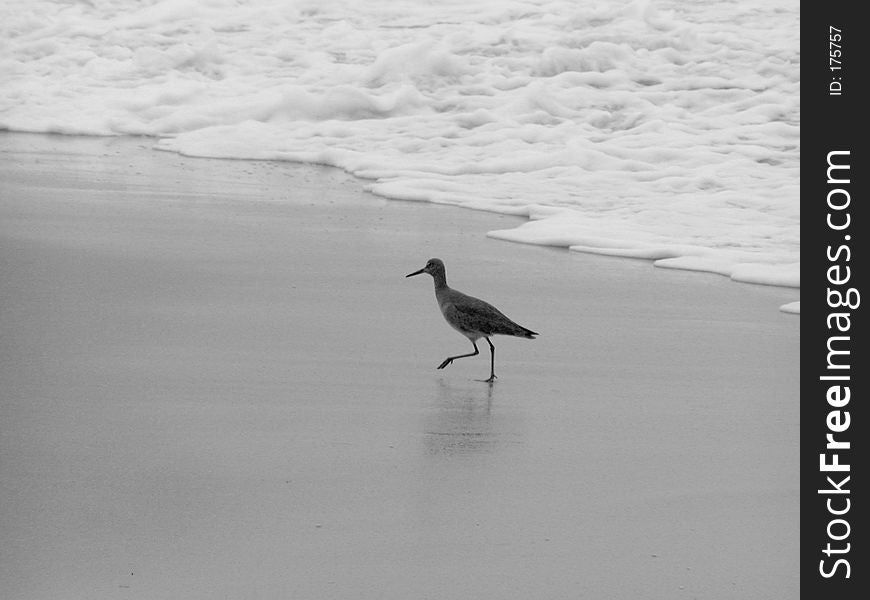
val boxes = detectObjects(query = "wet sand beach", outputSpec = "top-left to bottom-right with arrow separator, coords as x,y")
1,133 -> 799,599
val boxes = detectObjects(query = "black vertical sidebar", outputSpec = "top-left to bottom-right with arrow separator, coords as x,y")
802,3 -> 864,598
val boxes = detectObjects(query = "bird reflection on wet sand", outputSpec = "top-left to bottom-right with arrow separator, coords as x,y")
422,379 -> 523,456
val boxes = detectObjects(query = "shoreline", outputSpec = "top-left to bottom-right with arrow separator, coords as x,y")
7,129 -> 801,308
1,132 -> 799,599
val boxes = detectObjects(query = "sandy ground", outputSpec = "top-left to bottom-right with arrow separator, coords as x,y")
1,132 -> 799,599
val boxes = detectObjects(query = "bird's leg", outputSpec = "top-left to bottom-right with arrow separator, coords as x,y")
437,340 -> 479,370
484,337 -> 497,383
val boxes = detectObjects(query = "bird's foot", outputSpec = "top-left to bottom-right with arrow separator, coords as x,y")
437,358 -> 453,369
482,374 -> 497,383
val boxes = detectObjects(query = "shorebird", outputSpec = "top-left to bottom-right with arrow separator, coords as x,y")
406,258 -> 538,382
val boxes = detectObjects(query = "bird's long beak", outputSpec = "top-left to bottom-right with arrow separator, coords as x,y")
405,267 -> 425,278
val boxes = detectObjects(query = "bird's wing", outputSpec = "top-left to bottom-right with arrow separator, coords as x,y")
442,294 -> 511,335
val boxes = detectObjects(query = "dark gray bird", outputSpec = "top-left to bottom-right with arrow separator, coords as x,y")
406,258 -> 538,382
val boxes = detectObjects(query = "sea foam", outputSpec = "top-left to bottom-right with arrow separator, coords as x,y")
0,0 -> 800,310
